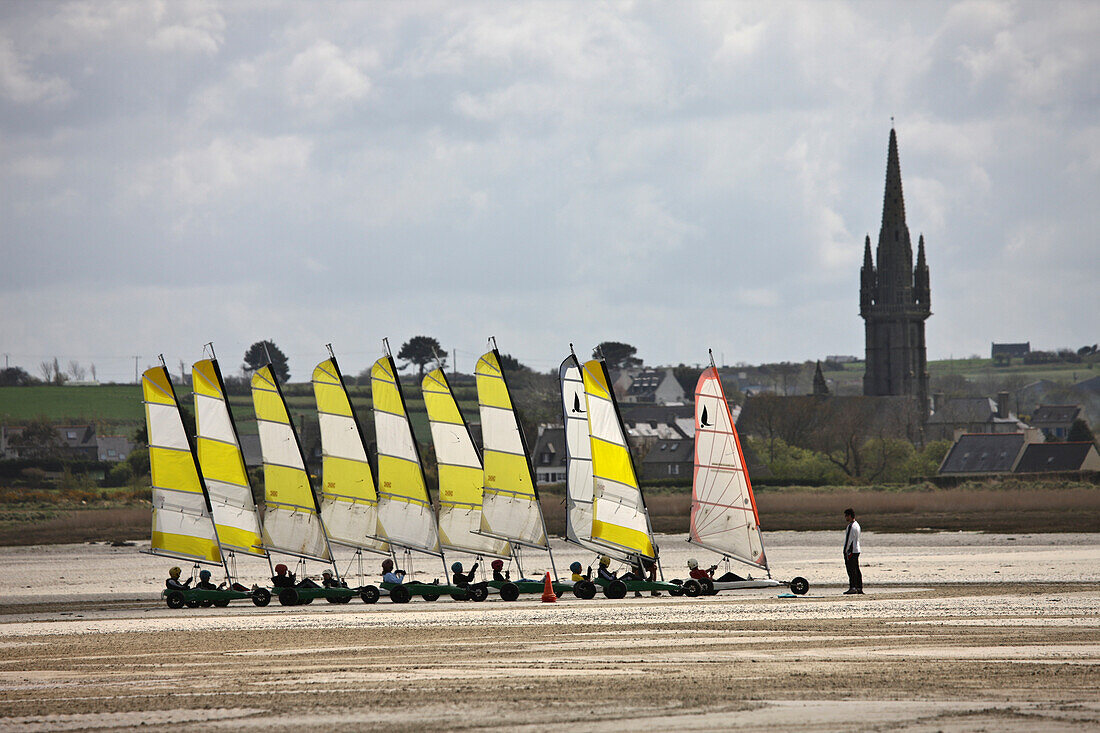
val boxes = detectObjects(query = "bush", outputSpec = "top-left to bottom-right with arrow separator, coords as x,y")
106,462 -> 134,487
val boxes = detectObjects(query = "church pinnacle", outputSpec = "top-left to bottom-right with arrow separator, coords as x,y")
860,128 -> 931,410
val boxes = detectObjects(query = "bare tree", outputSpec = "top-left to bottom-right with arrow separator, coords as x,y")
90,363 -> 97,382
67,361 -> 86,381
39,361 -> 54,382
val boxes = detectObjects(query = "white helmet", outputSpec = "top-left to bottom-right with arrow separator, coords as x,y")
687,558 -> 699,569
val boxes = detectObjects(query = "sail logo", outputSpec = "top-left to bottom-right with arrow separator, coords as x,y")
700,406 -> 711,428
487,474 -> 496,483
572,393 -> 585,413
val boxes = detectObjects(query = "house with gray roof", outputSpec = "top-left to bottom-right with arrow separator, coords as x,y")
1029,404 -> 1082,441
530,425 -> 567,486
937,433 -> 1032,476
926,393 -> 1029,442
612,368 -> 686,405
1014,442 -> 1100,474
639,438 -> 693,481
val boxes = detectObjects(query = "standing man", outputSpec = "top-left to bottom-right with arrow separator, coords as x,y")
843,508 -> 863,595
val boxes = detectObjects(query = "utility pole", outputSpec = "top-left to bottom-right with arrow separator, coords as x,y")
133,356 -> 141,384
3,353 -> 8,369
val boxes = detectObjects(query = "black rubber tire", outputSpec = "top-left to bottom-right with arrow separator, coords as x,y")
789,576 -> 810,595
213,599 -> 230,607
498,582 -> 520,602
700,577 -> 716,596
422,592 -> 439,602
278,588 -> 299,606
389,584 -> 411,604
604,579 -> 627,600
572,580 -> 596,600
360,585 -> 380,604
337,595 -> 352,604
301,597 -> 313,605
682,579 -> 702,597
468,585 -> 489,602
185,598 -> 201,608
252,588 -> 271,607
166,590 -> 185,609
199,599 -> 213,607
325,594 -> 340,603
668,583 -> 684,597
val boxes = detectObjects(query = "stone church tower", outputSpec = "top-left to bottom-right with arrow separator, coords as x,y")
860,128 -> 930,409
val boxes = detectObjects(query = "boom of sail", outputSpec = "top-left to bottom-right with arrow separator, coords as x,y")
312,356 -> 389,554
474,349 -> 547,549
251,365 -> 332,561
690,366 -> 768,571
191,358 -> 266,558
423,367 -> 511,558
372,355 -> 441,556
581,359 -> 656,561
143,365 -> 222,565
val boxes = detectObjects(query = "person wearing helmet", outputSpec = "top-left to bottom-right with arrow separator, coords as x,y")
165,566 -> 192,591
570,561 -> 591,583
451,560 -> 479,588
321,570 -> 346,589
687,558 -> 717,581
381,558 -> 406,585
596,555 -> 617,583
196,569 -> 217,590
491,559 -> 509,582
271,563 -> 295,588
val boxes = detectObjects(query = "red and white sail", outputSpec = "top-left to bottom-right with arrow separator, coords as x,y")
690,366 -> 768,571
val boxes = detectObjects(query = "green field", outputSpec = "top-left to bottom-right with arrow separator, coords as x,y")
0,384 -> 477,443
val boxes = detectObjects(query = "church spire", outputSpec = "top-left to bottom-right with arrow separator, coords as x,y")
914,233 -> 930,308
813,361 -> 830,397
860,234 -> 875,313
881,127 -> 907,233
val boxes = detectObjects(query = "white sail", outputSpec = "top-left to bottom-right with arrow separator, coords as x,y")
143,365 -> 222,566
582,359 -> 656,561
191,358 -> 266,558
372,355 -> 441,555
312,356 -> 389,554
691,366 -> 768,571
475,349 -> 547,549
559,354 -> 619,558
423,368 -> 511,558
252,365 -> 331,561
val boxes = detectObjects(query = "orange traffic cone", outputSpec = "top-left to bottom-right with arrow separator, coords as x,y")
541,571 -> 558,603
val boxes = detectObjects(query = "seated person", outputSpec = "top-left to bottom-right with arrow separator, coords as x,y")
196,569 -> 217,590
451,561 -> 480,588
381,558 -> 406,585
219,581 -> 250,592
491,559 -> 510,582
687,558 -> 745,583
166,566 -> 192,591
321,570 -> 346,588
271,563 -> 295,588
570,561 -> 591,583
596,555 -> 617,583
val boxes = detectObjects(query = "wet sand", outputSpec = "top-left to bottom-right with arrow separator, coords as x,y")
0,533 -> 1098,731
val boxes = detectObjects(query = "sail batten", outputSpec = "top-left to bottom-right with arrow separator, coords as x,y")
582,359 -> 656,561
191,358 -> 266,558
251,365 -> 332,561
475,350 -> 547,549
691,366 -> 768,571
143,365 -> 223,566
372,355 -> 441,556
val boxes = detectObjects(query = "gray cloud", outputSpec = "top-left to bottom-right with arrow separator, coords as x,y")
2,1 -> 1097,382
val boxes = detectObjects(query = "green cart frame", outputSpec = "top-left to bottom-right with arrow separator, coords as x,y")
378,581 -> 488,603
594,577 -> 700,599
162,586 -> 271,609
488,578 -> 591,601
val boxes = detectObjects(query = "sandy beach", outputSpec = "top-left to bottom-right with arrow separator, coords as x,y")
1,532 -> 1098,731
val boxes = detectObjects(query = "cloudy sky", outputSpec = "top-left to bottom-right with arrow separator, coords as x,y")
2,0 -> 1097,382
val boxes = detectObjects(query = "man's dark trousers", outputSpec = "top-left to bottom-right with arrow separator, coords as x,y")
845,553 -> 862,591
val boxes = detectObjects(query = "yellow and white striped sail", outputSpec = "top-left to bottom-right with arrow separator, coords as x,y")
312,358 -> 389,554
475,350 -> 547,548
144,366 -> 221,564
559,355 -> 625,559
192,359 -> 265,557
251,365 -> 330,560
582,359 -> 655,560
423,368 -> 511,557
372,356 -> 440,554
